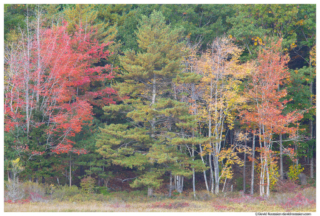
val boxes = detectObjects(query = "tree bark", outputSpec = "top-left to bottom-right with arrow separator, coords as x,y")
243,132 -> 247,193
250,130 -> 255,195
69,154 -> 72,187
309,60 -> 314,179
169,172 -> 172,197
36,5 -> 41,104
148,187 -> 153,197
192,142 -> 196,198
8,171 -> 11,182
208,153 -> 214,193
213,153 -> 220,194
199,144 -> 209,191
280,133 -> 283,180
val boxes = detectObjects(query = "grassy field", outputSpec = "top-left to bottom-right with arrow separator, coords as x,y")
4,187 -> 316,212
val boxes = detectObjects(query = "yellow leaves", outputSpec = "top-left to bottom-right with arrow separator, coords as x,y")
291,42 -> 297,49
294,70 -> 298,74
228,35 -> 232,39
310,45 -> 316,66
286,77 -> 291,83
251,36 -> 263,46
295,19 -> 304,26
288,164 -> 304,182
203,143 -> 212,151
305,78 -> 310,82
12,158 -> 20,164
218,146 -> 246,181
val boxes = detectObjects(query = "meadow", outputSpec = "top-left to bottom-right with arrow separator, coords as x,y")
4,181 -> 316,212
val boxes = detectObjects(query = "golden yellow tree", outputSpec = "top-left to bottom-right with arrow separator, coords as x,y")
197,37 -> 253,194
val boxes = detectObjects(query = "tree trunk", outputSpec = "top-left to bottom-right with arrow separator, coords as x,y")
36,6 -> 41,104
311,156 -> 314,179
243,133 -> 247,193
199,144 -> 209,191
280,133 -> 283,180
69,154 -> 72,187
7,171 -> 11,182
148,187 -> 153,197
266,157 -> 270,197
213,153 -> 220,194
209,153 -> 214,193
309,60 -> 314,178
169,172 -> 172,197
192,143 -> 196,198
176,175 -> 184,193
250,130 -> 255,195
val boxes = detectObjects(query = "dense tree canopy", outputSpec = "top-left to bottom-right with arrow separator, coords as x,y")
4,4 -> 316,198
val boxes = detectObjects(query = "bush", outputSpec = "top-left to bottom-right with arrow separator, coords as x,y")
194,190 -> 213,201
23,182 -> 46,200
5,181 -> 25,202
273,179 -> 299,193
52,185 -> 80,201
95,186 -> 110,196
288,164 -> 304,182
80,176 -> 96,194
279,193 -> 315,209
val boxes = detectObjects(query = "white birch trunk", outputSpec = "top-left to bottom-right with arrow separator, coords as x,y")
250,130 -> 255,195
199,144 -> 209,191
280,133 -> 283,179
243,133 -> 247,193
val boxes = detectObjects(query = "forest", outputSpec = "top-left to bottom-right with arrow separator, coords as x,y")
3,4 -> 316,212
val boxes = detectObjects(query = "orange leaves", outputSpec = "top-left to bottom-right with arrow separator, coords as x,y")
242,38 -> 302,138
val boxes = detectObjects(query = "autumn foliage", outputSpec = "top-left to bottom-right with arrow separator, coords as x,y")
4,21 -> 116,155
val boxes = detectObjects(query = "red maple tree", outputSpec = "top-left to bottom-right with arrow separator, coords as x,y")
4,21 -> 116,156
241,39 -> 303,197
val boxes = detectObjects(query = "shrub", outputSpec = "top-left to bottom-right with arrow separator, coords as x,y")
80,176 -> 96,194
288,164 -> 304,182
23,182 -> 46,200
194,190 -> 213,201
280,193 -> 315,209
273,179 -> 299,193
5,181 -> 24,202
96,186 -> 110,196
52,185 -> 80,201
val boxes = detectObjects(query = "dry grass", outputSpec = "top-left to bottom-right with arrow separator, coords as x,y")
5,190 -> 316,212
4,200 -> 316,212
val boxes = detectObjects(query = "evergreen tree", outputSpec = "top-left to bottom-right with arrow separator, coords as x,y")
97,11 -> 203,195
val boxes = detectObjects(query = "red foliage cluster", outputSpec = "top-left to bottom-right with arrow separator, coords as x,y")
4,21 -> 117,156
212,204 -> 230,211
280,193 -> 315,209
150,201 -> 190,209
5,197 -> 37,204
241,39 -> 303,138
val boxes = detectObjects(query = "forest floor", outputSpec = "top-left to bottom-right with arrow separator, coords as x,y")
4,186 -> 316,212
